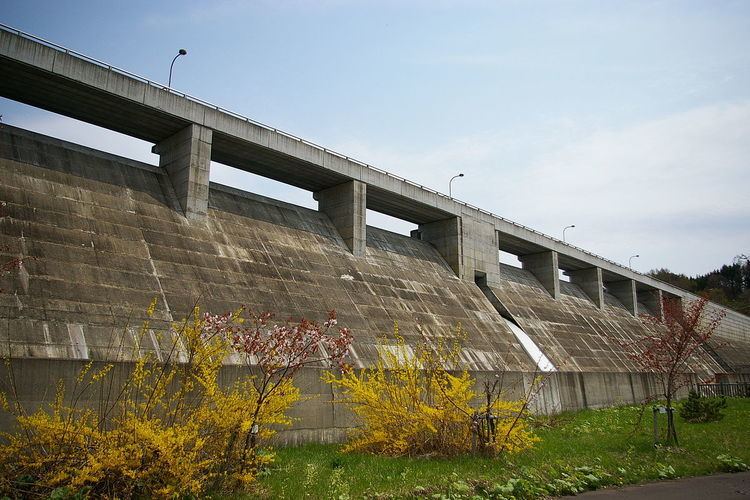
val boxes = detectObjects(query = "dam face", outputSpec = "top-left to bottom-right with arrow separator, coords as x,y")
1,25 -> 749,442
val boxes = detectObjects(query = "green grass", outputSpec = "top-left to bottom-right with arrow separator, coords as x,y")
250,399 -> 750,499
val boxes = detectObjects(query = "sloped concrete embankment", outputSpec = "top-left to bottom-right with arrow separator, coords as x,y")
0,125 -> 747,443
0,358 -> 670,445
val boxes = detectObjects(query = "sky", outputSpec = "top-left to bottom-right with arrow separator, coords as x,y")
1,0 -> 749,276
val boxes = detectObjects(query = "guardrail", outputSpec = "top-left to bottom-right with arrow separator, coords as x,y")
0,23 -> 721,297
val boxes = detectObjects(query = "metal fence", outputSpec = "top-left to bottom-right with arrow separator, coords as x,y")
696,383 -> 750,398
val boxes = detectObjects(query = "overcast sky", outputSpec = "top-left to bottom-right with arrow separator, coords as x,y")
2,0 -> 748,276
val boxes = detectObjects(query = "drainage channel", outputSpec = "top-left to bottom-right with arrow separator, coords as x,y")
476,282 -> 556,372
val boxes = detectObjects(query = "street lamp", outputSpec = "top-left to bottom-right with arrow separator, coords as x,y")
563,224 -> 575,242
168,48 -> 188,88
629,254 -> 640,269
449,173 -> 464,198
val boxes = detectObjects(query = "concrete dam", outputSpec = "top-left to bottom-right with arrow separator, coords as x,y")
1,25 -> 749,442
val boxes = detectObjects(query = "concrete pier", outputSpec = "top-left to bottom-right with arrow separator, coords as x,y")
569,267 -> 604,309
640,289 -> 664,319
607,279 -> 638,316
520,251 -> 560,299
315,180 -> 367,256
419,217 -> 462,276
152,124 -> 212,220
460,215 -> 501,283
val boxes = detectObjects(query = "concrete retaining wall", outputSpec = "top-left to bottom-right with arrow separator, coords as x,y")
0,124 -> 533,372
0,358 -> 676,445
0,124 -> 747,443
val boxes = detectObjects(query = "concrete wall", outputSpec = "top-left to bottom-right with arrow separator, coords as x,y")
1,125 -> 749,444
0,358 -> 675,445
489,264 -> 725,374
0,125 -> 533,372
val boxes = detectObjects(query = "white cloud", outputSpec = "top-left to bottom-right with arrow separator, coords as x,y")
519,101 -> 750,220
504,102 -> 750,274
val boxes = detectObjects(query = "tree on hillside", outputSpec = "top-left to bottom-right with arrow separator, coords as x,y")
648,255 -> 750,315
620,296 -> 725,445
647,268 -> 695,291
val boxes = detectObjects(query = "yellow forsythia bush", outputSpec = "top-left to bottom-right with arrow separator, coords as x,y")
325,324 -> 539,457
0,304 -> 352,498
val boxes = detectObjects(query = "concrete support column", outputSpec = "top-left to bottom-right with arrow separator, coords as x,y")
419,217 -> 462,277
663,294 -> 683,312
315,180 -> 367,256
152,124 -> 212,220
420,215 -> 499,283
461,216 -> 499,283
569,267 -> 604,309
606,279 -> 637,316
640,289 -> 664,320
520,251 -> 560,299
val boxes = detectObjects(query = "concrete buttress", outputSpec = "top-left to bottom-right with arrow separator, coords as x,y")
640,289 -> 664,319
419,214 -> 500,283
315,180 -> 367,256
520,251 -> 560,299
152,124 -> 212,220
460,215 -> 500,284
607,279 -> 638,316
569,267 -> 604,309
419,216 -> 463,277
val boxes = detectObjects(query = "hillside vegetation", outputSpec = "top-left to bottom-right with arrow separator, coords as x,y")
649,254 -> 750,315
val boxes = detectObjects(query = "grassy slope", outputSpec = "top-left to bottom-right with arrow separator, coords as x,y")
251,399 -> 750,499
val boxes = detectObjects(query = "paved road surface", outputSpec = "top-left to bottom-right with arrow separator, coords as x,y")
568,471 -> 750,499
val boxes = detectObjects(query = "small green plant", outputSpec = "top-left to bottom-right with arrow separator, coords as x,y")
655,463 -> 676,479
680,390 -> 727,423
717,454 -> 749,472
329,467 -> 351,500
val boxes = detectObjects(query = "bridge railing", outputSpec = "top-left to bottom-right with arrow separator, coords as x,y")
0,23 -> 710,293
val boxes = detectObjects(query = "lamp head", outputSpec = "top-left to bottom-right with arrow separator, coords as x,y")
178,48 -> 188,55
458,173 -> 464,177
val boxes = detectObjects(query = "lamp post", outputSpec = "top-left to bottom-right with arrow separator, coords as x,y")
168,48 -> 188,88
563,224 -> 575,242
629,254 -> 640,269
449,173 -> 464,198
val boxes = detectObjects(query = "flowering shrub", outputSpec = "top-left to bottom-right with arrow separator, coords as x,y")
619,296 -> 725,445
324,324 -> 538,457
0,303 -> 352,498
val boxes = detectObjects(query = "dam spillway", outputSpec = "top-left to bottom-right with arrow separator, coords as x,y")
1,24 -> 749,442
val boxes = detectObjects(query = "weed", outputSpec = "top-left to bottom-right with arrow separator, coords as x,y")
716,454 -> 749,472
